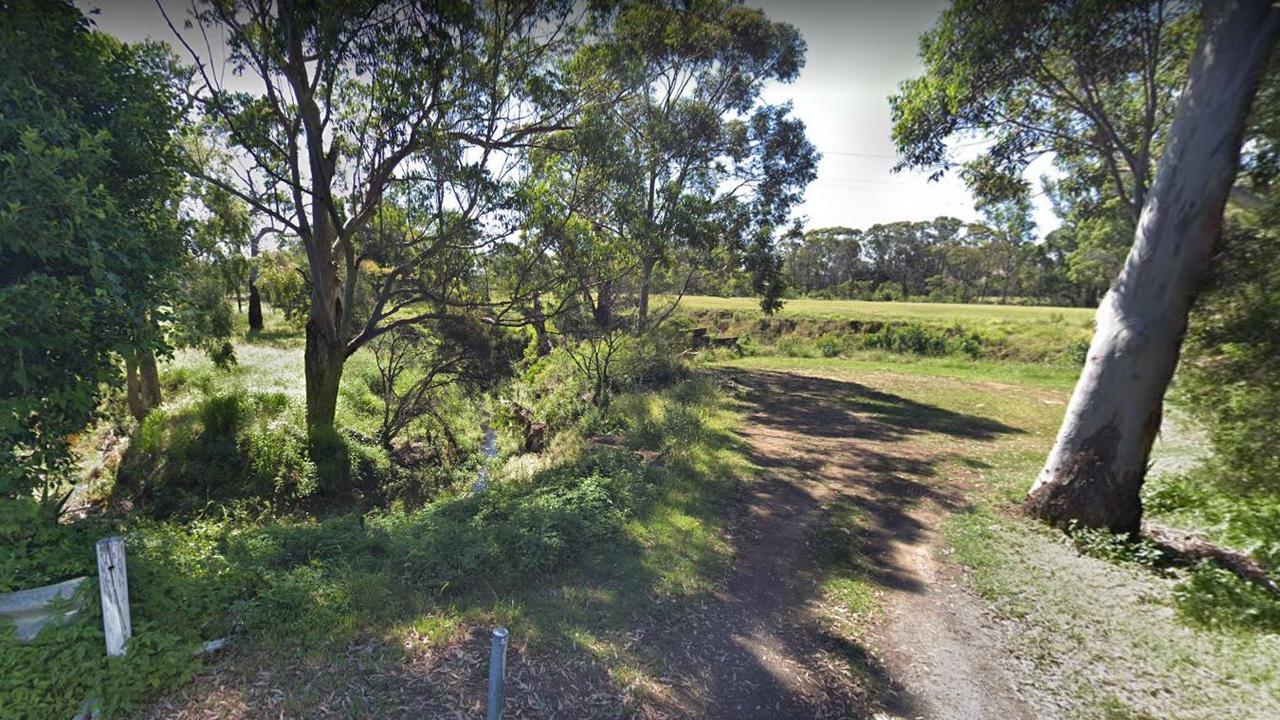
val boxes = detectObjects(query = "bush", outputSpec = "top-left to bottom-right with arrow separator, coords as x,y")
816,334 -> 846,357
1179,217 -> 1280,488
0,498 -> 105,592
0,518 -> 253,719
1069,525 -> 1168,569
1145,467 -> 1280,568
383,450 -> 641,588
1065,338 -> 1091,365
860,322 -> 950,356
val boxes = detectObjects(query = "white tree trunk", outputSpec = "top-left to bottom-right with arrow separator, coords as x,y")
1026,0 -> 1280,533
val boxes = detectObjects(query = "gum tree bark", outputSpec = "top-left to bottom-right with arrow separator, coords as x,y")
1026,0 -> 1280,533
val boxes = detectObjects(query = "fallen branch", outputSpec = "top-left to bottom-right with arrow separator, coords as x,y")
1143,523 -> 1279,595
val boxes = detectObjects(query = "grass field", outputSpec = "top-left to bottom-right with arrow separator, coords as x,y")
673,295 -> 1096,364
677,295 -> 1096,325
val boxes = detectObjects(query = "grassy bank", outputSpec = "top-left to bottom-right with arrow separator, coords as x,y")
2,313 -> 754,717
679,294 -> 1095,324
673,295 -> 1095,364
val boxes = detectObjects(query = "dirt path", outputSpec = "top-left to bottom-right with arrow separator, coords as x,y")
140,367 -> 1037,720
634,369 -> 1033,719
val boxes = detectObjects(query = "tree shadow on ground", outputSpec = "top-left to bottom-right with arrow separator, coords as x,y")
139,368 -> 1024,719
736,370 -> 1019,443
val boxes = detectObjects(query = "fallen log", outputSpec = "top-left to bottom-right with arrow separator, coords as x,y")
1144,523 -> 1278,595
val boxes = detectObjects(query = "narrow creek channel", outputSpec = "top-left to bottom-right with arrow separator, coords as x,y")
470,419 -> 499,494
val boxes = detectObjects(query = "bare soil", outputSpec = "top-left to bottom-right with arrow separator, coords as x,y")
621,369 -> 1032,719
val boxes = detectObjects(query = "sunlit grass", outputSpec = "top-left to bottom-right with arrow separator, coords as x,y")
675,294 -> 1096,324
716,352 -> 1081,390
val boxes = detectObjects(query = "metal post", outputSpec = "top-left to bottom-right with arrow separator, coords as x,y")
486,627 -> 509,720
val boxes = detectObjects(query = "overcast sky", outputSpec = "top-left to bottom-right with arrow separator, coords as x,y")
81,0 -> 1059,237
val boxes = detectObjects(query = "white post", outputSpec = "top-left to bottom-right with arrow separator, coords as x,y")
95,536 -> 131,657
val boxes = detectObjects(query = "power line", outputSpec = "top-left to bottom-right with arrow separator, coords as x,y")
821,150 -> 898,159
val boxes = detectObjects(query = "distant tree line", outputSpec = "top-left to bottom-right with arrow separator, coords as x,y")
775,204 -> 1112,308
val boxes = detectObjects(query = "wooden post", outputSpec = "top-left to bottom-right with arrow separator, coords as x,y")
95,537 -> 131,657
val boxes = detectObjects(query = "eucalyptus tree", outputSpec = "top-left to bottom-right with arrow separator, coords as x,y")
169,0 -> 584,439
783,227 -> 863,295
1,0 -> 187,501
891,0 -> 1199,220
1026,0 -> 1279,532
541,0 -> 817,331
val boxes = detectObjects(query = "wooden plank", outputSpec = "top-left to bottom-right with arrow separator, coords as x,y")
95,536 -> 131,657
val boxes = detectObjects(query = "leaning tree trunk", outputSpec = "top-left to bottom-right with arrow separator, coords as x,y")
1026,0 -> 1280,534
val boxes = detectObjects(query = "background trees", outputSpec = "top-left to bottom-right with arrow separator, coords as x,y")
779,213 -> 1070,305
531,0 -> 817,333
173,0 -> 583,439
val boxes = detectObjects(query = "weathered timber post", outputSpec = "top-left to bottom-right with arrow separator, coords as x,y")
95,536 -> 131,657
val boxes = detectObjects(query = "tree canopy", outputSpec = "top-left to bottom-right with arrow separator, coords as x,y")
0,0 -> 188,501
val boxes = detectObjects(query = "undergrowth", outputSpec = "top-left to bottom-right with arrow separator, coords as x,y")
1,363 -> 738,718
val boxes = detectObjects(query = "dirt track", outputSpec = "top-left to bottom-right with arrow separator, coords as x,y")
630,369 -> 1032,719
139,367 -> 1038,720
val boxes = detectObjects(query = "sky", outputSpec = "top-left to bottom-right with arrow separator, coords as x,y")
751,0 -> 1059,235
80,0 -> 1059,238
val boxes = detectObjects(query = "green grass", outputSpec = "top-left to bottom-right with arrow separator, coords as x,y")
721,352 -> 1081,390
673,294 -> 1095,364
728,354 -> 1278,720
678,294 -> 1096,324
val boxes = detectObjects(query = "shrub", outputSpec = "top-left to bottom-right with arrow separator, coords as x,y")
1065,338 -> 1091,365
816,334 -> 845,357
0,498 -> 105,592
1179,217 -> 1280,488
383,450 -> 641,589
860,322 -> 950,356
0,518 -> 253,719
1069,525 -> 1168,569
